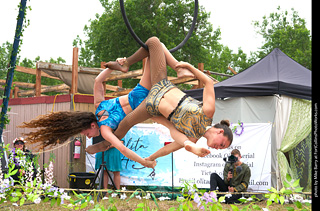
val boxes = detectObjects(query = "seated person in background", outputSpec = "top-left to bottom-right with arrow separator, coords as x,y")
8,137 -> 35,184
209,149 -> 251,204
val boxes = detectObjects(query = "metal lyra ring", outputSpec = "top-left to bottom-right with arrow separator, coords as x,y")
119,0 -> 199,53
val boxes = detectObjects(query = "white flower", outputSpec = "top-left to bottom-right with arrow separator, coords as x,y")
60,192 -> 70,204
102,197 -> 109,200
36,167 -> 42,184
61,192 -> 71,200
225,193 -> 232,198
34,197 -> 41,204
121,187 -> 127,191
44,161 -> 54,186
158,196 -> 170,201
90,200 -> 94,204
262,208 -> 269,211
53,191 -> 58,197
143,193 -> 151,199
12,203 -> 18,206
135,195 -> 142,200
111,193 -> 117,198
302,199 -> 312,204
247,197 -> 253,201
120,193 -> 127,200
293,194 -> 303,202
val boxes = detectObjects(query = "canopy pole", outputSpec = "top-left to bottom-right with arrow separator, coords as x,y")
0,0 -> 28,140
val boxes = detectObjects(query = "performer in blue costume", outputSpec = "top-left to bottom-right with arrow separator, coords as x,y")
21,44 -> 194,169
84,47 -> 194,168
89,37 -> 233,161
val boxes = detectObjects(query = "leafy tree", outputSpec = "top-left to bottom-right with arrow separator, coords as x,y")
0,41 -> 64,94
74,0 -> 249,88
0,42 -> 13,80
253,7 -> 311,70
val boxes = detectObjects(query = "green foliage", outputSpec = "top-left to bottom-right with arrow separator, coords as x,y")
127,188 -> 159,211
73,0 -> 250,88
0,151 -> 312,211
253,6 -> 311,70
0,144 -> 71,209
262,174 -> 311,211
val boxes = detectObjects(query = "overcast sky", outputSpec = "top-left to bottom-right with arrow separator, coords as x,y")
0,0 -> 312,65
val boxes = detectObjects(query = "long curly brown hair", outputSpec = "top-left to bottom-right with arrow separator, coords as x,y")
19,111 -> 97,149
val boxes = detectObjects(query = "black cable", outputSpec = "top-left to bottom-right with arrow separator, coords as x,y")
119,0 -> 198,53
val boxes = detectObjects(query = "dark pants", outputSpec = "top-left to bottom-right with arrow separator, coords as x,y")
210,173 -> 242,204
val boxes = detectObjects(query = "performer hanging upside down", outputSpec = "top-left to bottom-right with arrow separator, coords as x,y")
87,36 -> 233,159
20,43 -> 194,169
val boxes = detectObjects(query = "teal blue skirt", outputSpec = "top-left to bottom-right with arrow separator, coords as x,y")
95,147 -> 123,172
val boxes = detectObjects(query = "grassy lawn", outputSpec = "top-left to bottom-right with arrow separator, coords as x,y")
0,197 -> 302,211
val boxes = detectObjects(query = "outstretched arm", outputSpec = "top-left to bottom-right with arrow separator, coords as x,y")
175,62 -> 215,118
148,116 -> 210,160
94,68 -> 113,109
100,125 -> 156,168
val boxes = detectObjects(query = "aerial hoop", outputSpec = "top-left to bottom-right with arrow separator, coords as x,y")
119,0 -> 198,53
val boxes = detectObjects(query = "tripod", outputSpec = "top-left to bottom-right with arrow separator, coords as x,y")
90,151 -> 116,200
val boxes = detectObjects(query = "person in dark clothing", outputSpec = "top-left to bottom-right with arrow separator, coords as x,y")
210,149 -> 251,203
8,137 -> 36,184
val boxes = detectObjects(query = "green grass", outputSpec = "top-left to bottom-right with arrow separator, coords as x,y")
0,197 -> 301,211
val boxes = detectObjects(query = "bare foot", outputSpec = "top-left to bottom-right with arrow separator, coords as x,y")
177,68 -> 195,78
104,61 -> 129,73
185,143 -> 210,157
116,57 -> 127,65
85,141 -> 110,154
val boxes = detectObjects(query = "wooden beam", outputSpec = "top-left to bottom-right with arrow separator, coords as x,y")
107,88 -> 132,97
206,70 -> 232,78
35,63 -> 41,97
15,66 -> 60,80
18,84 -> 70,97
170,77 -> 197,85
228,66 -> 237,75
71,47 -> 79,94
104,69 -> 143,82
37,62 -> 123,76
105,84 -> 123,92
0,79 -> 47,89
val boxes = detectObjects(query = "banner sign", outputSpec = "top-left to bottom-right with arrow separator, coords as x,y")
86,123 -> 272,191
171,123 -> 272,191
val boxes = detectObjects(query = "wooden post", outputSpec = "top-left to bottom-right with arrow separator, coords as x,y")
198,63 -> 204,88
35,63 -> 41,97
9,89 -> 13,99
117,79 -> 123,88
14,86 -> 19,98
71,47 -> 79,94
